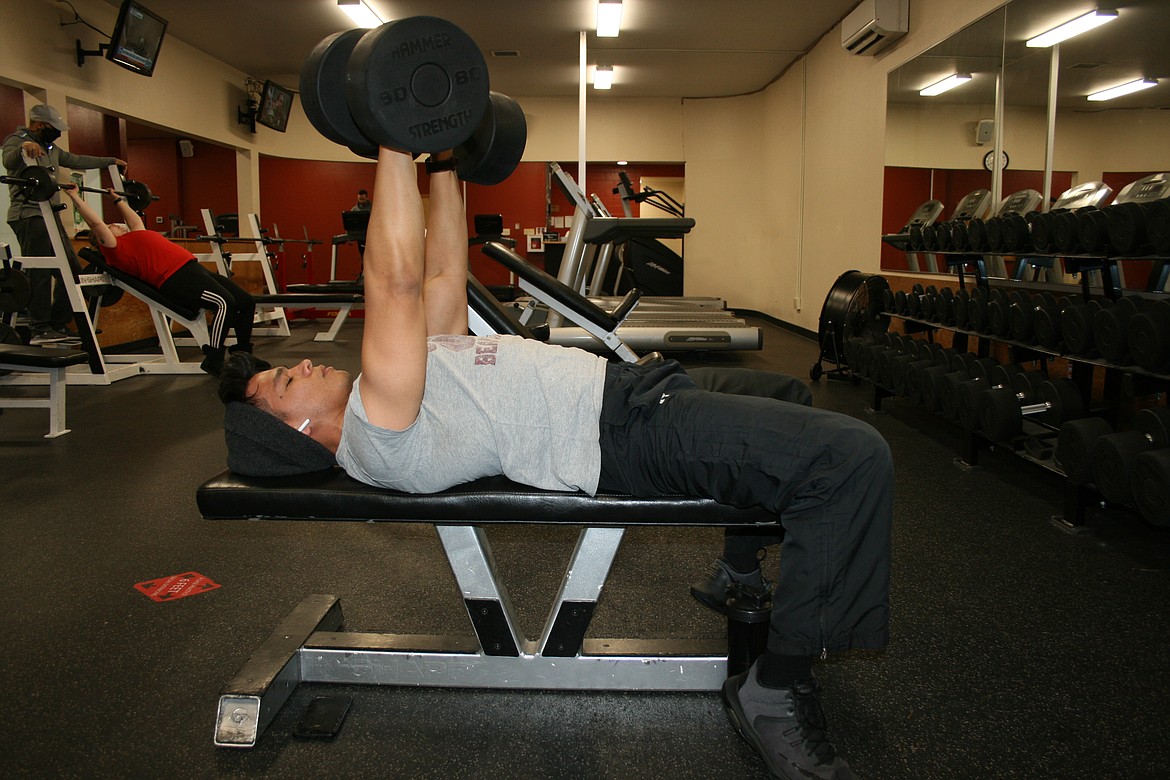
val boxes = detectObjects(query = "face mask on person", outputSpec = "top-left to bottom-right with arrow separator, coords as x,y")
37,127 -> 61,146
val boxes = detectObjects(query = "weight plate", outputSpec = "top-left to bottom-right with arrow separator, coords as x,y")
346,16 -> 490,154
1055,416 -> 1112,483
456,92 -> 527,185
300,28 -> 377,157
1132,449 -> 1170,527
0,267 -> 32,312
1135,407 -> 1170,450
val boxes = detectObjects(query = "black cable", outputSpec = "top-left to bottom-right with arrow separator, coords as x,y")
56,0 -> 110,38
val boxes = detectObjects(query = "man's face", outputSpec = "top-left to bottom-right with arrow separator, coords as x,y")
107,223 -> 131,237
246,358 -> 352,429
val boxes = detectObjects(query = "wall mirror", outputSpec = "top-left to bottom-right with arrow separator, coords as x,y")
882,0 -> 1170,287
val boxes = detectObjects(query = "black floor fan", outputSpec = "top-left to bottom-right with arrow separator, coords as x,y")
809,270 -> 890,381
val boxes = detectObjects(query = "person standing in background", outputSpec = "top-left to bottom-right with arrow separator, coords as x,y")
2,104 -> 127,345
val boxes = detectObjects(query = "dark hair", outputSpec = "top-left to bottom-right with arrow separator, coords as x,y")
357,189 -> 368,196
218,351 -> 266,408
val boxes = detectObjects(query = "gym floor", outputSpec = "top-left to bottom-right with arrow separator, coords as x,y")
2,317 -> 1168,778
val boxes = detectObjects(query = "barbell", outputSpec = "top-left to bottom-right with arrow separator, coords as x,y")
0,165 -> 156,212
299,16 -> 526,185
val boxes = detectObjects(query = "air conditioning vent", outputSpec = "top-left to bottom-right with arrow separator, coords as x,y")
842,0 -> 909,56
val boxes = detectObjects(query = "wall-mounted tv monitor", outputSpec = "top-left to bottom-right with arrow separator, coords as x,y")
257,81 -> 295,133
106,0 -> 168,77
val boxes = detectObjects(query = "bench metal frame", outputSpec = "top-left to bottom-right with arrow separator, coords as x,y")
200,470 -> 776,749
213,522 -> 731,748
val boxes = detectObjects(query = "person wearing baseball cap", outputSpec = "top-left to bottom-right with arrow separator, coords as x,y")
2,104 -> 128,345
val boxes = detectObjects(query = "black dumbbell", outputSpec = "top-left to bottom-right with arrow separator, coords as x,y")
979,378 -> 1085,442
940,355 -> 998,421
950,288 -> 971,329
908,224 -> 926,251
1106,201 -> 1155,256
949,222 -> 969,252
966,218 -> 988,252
984,216 -> 1006,253
1051,208 -> 1087,254
300,19 -> 526,184
1006,291 -> 1041,343
1060,298 -> 1103,356
1030,211 -> 1057,254
919,286 -> 939,322
1133,447 -> 1170,527
935,287 -> 956,325
1093,295 -> 1146,365
985,288 -> 1013,338
1000,212 -> 1033,253
1077,206 -> 1111,256
954,363 -> 1023,430
1032,293 -> 1069,351
918,348 -> 961,413
1147,198 -> 1170,256
1092,408 -> 1170,505
1056,416 -> 1114,484
967,286 -> 990,333
1127,299 -> 1170,373
890,338 -> 930,397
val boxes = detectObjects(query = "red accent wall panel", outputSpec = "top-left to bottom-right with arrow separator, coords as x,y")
0,83 -> 25,138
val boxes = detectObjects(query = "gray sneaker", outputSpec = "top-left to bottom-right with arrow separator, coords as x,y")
722,662 -> 855,779
29,329 -> 71,343
690,558 -> 772,615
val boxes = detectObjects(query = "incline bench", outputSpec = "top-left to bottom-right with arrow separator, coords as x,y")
0,344 -> 90,437
197,467 -> 777,748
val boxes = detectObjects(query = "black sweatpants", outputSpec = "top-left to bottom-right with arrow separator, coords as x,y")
8,215 -> 77,332
158,261 -> 255,350
598,361 -> 892,656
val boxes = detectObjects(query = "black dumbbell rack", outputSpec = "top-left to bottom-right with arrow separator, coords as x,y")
865,258 -> 1169,529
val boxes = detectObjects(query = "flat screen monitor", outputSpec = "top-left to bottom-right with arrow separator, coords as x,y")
257,81 -> 295,133
106,0 -> 168,77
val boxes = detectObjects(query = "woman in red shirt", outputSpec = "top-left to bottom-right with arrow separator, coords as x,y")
65,185 -> 264,376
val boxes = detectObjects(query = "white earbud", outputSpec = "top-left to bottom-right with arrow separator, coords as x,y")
297,418 -> 311,432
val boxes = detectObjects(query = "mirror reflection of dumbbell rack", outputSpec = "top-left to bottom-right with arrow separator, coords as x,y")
866,273 -> 1169,530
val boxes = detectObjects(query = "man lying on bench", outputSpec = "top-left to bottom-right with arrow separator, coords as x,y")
215,147 -> 892,780
64,184 -> 267,376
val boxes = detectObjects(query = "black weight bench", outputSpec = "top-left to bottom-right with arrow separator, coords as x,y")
254,291 -> 365,343
196,467 -> 776,748
0,344 -> 90,437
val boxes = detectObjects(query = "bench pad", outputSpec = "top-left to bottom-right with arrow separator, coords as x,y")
197,467 -> 777,527
0,344 -> 89,368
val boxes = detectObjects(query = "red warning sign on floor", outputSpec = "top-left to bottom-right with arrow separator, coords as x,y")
134,572 -> 221,602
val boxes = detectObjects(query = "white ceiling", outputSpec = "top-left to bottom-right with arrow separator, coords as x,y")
100,0 -> 861,100
887,0 -> 1170,110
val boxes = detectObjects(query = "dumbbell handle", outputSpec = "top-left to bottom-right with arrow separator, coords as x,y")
1020,400 -> 1055,416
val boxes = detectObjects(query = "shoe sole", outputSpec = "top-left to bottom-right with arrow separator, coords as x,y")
690,586 -> 731,616
722,674 -> 802,780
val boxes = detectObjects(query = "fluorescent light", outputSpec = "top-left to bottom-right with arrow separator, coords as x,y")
338,0 -> 383,28
596,0 -> 623,38
594,65 -> 614,90
1026,10 -> 1117,48
1087,78 -> 1158,101
919,73 -> 972,97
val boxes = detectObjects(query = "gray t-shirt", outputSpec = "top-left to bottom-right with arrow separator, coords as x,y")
336,334 -> 608,494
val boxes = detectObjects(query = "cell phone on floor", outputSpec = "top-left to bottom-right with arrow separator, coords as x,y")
293,695 -> 352,739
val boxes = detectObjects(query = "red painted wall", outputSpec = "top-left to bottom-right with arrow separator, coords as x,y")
0,83 -> 25,138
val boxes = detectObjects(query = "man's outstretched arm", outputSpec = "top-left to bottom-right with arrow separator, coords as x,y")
357,148 -> 429,431
422,153 -> 468,337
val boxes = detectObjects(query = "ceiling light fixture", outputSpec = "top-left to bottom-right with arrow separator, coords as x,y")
596,0 -> 623,38
1087,77 -> 1158,101
919,73 -> 972,97
338,0 -> 383,29
1026,10 -> 1118,48
594,65 -> 614,90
